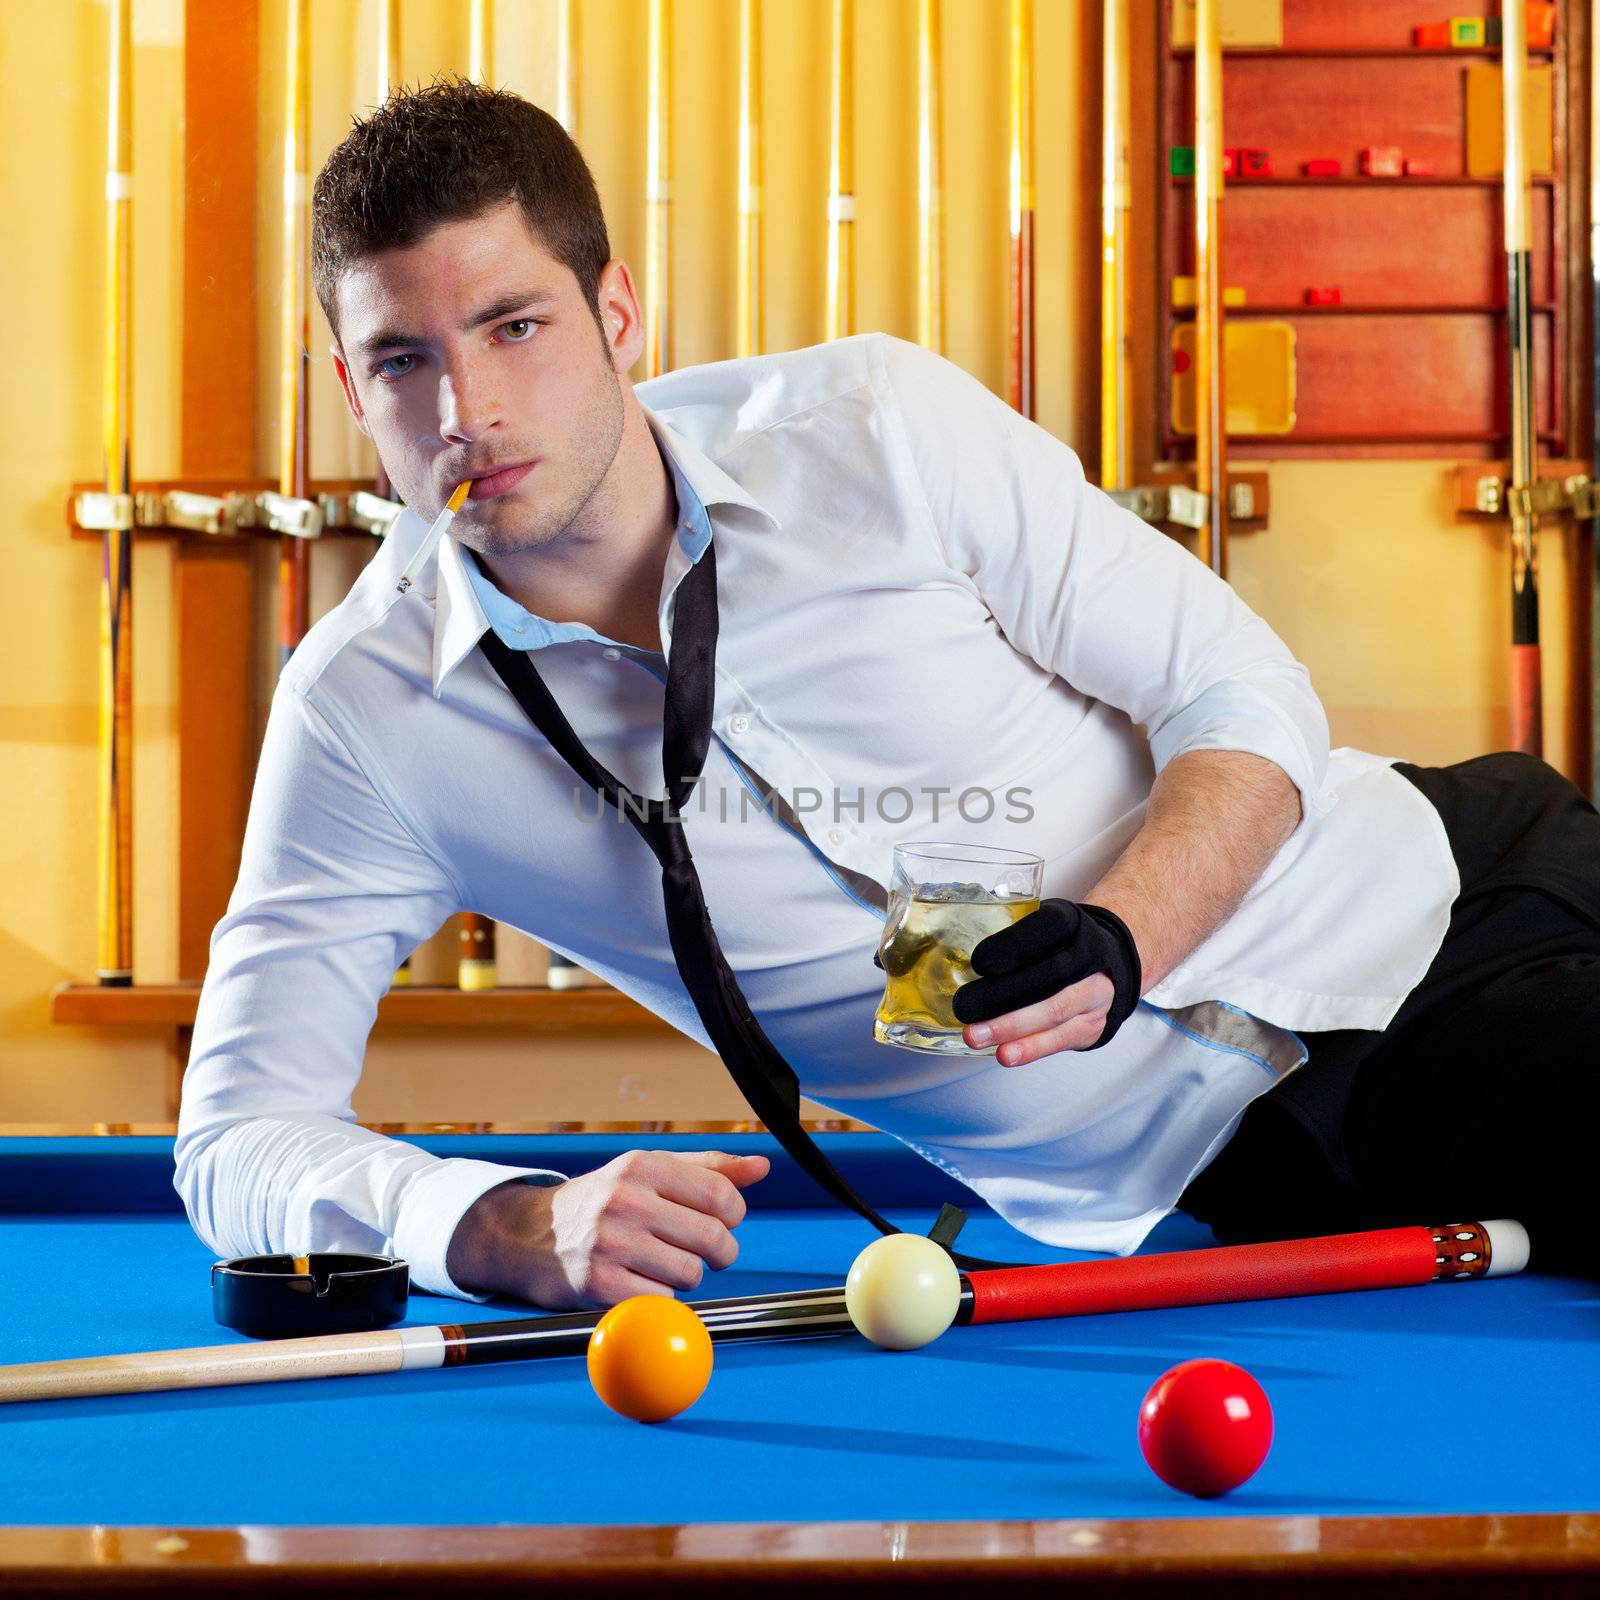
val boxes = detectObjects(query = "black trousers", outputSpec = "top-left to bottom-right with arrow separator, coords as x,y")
1177,752 -> 1600,1274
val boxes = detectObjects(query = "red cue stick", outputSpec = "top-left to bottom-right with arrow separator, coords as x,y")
962,1219 -> 1525,1325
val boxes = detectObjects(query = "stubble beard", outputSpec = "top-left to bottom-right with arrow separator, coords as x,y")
455,362 -> 627,561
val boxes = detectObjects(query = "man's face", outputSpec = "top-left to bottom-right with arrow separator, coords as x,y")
330,198 -> 636,559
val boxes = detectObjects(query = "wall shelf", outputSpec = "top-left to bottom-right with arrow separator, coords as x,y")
1171,47 -> 1556,60
1171,176 -> 1557,188
49,982 -> 675,1033
1170,303 -> 1556,318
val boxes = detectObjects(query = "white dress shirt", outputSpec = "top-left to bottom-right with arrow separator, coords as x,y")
175,334 -> 1459,1299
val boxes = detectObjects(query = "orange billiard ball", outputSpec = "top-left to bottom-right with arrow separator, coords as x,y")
586,1295 -> 714,1423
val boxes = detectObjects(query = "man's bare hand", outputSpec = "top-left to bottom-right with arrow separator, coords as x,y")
444,1149 -> 770,1309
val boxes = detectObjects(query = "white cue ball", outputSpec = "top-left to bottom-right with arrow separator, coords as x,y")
844,1233 -> 962,1351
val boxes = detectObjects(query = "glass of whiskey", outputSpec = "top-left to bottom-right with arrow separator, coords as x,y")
872,842 -> 1043,1055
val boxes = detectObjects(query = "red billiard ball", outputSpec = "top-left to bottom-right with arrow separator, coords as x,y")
1138,1359 -> 1273,1498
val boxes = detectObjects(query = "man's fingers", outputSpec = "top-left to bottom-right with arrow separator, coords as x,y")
611,1226 -> 721,1293
638,1192 -> 742,1272
666,1151 -> 771,1212
583,1264 -> 681,1310
992,1014 -> 1110,1066
960,974 -> 1115,1059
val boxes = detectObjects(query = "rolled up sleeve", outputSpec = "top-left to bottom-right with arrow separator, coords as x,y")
174,685 -> 565,1301
875,334 -> 1332,832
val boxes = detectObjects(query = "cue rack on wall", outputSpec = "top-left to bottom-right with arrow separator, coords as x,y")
51,0 -> 1600,1117
1159,0 -> 1583,460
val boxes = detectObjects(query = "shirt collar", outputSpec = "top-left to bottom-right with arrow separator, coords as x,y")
426,407 -> 779,696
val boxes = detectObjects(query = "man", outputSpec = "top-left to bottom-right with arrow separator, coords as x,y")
176,80 -> 1600,1311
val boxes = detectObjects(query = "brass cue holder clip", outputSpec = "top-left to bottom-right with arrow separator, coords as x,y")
1471,472 -> 1597,521
1107,479 -> 1259,531
72,488 -> 404,539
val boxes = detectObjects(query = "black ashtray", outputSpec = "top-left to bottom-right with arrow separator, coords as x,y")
212,1252 -> 410,1338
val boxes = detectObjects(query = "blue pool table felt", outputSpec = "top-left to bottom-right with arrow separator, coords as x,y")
0,1134 -> 1594,1527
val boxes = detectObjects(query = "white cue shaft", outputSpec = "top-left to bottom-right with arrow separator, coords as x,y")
0,1326 -> 446,1403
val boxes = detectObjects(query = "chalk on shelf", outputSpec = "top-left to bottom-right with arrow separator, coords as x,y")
1171,275 -> 1248,309
1360,146 -> 1404,177
1403,157 -> 1438,177
1483,5 -> 1557,47
1171,144 -> 1195,178
1302,157 -> 1342,177
1304,287 -> 1342,307
1240,148 -> 1272,177
1449,17 -> 1486,47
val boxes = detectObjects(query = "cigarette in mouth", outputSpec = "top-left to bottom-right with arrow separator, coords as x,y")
396,479 -> 472,595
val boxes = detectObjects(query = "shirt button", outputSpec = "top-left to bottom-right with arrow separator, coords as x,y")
729,714 -> 751,735
828,828 -> 843,845
602,648 -> 621,660
513,622 -> 528,635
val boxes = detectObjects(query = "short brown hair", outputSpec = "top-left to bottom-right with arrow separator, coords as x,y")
312,76 -> 611,343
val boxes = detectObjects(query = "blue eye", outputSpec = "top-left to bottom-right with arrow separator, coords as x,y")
374,353 -> 414,380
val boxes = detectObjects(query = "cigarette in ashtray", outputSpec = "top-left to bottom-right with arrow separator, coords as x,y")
396,479 -> 471,595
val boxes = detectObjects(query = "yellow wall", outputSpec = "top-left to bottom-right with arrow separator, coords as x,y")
1,0 -> 1586,1124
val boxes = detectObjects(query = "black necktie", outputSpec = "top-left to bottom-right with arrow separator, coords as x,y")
478,539 -> 1020,1271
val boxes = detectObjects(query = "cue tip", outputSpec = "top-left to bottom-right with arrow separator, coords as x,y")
1481,1220 -> 1531,1277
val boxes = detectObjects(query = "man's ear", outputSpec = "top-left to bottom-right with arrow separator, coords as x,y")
329,343 -> 372,438
595,260 -> 645,376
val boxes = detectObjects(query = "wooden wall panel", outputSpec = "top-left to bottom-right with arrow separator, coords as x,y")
1167,187 -> 1557,309
178,0 -> 259,981
1191,312 -> 1559,445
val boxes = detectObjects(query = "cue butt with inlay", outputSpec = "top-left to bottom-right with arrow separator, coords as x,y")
963,1220 -> 1529,1325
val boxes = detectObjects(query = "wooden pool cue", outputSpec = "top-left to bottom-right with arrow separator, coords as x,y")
277,0 -> 312,673
916,0 -> 944,355
375,0 -> 400,109
737,0 -> 764,358
0,1220 -> 1527,1405
1193,0 -> 1228,578
536,0 -> 599,997
1502,0 -> 1543,757
1007,0 -> 1034,417
1592,0 -> 1599,800
97,0 -> 135,988
453,0 -> 502,993
556,0 -> 578,135
375,0 -> 412,990
1100,0 -> 1132,492
469,0 -> 492,85
645,0 -> 672,378
825,0 -> 854,341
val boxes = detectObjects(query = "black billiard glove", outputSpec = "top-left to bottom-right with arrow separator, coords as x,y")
950,899 -> 1143,1051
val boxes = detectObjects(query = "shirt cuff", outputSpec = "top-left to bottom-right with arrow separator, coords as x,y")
1147,683 -> 1333,835
391,1156 -> 568,1302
